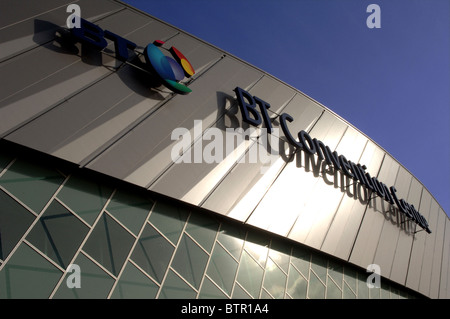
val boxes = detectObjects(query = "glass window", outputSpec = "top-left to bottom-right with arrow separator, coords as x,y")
326,276 -> 342,299
130,223 -> 174,284
0,159 -> 64,213
327,260 -> 343,289
369,285 -> 381,299
26,200 -> 89,268
232,282 -> 252,299
263,258 -> 286,299
53,253 -> 114,299
268,239 -> 291,273
207,243 -> 238,296
0,189 -> 35,260
381,281 -> 391,299
171,234 -> 209,290
343,282 -> 356,299
244,231 -> 269,268
287,264 -> 307,299
106,189 -> 153,235
237,251 -> 263,298
344,266 -> 357,293
310,254 -> 328,284
217,221 -> 245,260
159,269 -> 196,299
185,213 -> 219,253
57,174 -> 113,226
357,275 -> 369,299
0,153 -> 13,172
308,271 -> 325,299
260,289 -> 273,299
111,262 -> 159,299
291,246 -> 310,279
199,276 -> 228,299
149,201 -> 189,245
83,213 -> 135,276
0,243 -> 62,299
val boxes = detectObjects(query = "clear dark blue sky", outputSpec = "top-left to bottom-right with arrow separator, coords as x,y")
123,0 -> 450,215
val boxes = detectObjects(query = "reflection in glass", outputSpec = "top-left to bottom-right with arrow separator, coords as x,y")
0,243 -> 61,299
53,253 -> 114,299
287,264 -> 307,299
57,174 -> 113,226
263,258 -> 286,299
106,189 -> 153,235
343,282 -> 356,299
83,213 -> 135,276
185,213 -> 219,253
159,270 -> 196,299
26,200 -> 89,268
199,276 -> 227,299
244,231 -> 269,268
0,159 -> 64,213
237,251 -> 263,298
207,243 -> 238,296
0,189 -> 35,260
326,276 -> 342,299
308,272 -> 325,299
111,262 -> 158,299
131,223 -> 174,284
172,234 -> 208,289
217,221 -> 245,260
149,201 -> 189,245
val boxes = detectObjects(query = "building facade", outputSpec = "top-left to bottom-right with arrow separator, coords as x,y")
0,0 -> 448,299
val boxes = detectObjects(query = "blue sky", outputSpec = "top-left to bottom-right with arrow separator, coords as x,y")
122,0 -> 450,215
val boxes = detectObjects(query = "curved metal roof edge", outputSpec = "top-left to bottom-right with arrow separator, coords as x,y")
112,0 -> 448,219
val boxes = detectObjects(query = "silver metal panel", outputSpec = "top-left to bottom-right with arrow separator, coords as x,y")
149,75 -> 295,207
371,166 -> 412,283
7,63 -> 170,163
418,199 -> 440,296
0,0 -> 123,61
202,93 -> 324,221
287,126 -> 368,250
388,169 -> 421,285
405,189 -> 433,291
440,218 -> 450,298
0,52 -> 111,137
246,111 -> 347,238
348,154 -> 400,270
321,140 -> 385,260
0,0 -> 73,29
429,208 -> 446,298
87,56 -> 261,187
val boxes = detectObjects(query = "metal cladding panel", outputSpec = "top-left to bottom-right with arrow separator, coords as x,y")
405,190 -> 433,291
0,51 -> 112,137
348,154 -> 400,269
418,199 -> 440,296
6,64 -> 170,163
389,177 -> 422,285
429,208 -> 446,298
372,166 -> 413,285
245,111 -> 347,238
87,56 -> 260,187
440,219 -> 450,298
4,9 -> 189,164
320,140 -> 385,260
201,93 -> 324,220
0,0 -> 123,61
149,75 -> 296,207
0,0 -> 72,29
287,126 -> 368,250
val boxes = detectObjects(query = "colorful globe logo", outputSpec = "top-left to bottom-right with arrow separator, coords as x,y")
144,40 -> 195,95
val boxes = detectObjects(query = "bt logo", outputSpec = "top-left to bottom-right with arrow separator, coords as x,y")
69,17 -> 195,94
